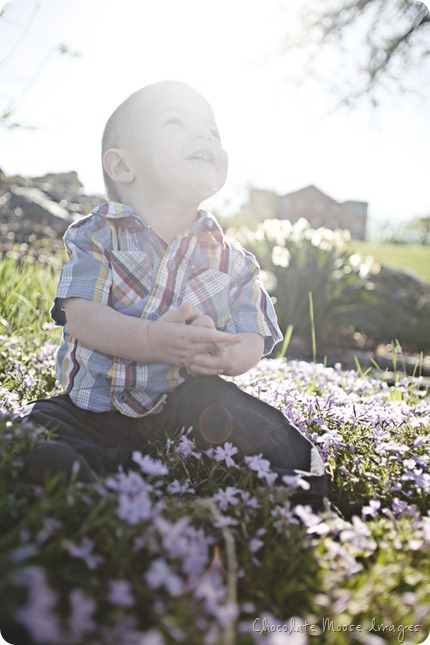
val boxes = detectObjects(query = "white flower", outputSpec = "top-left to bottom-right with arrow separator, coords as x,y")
271,245 -> 291,268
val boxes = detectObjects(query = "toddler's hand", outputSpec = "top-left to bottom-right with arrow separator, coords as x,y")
187,313 -> 238,375
145,302 -> 240,368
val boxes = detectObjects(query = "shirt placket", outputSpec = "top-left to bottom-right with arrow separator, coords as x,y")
141,232 -> 197,321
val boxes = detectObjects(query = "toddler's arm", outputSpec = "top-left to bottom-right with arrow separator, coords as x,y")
64,298 -> 240,367
188,316 -> 264,376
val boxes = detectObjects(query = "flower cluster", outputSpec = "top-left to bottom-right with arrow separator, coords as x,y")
1,352 -> 429,644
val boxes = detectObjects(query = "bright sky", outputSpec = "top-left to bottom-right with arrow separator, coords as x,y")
1,0 -> 429,234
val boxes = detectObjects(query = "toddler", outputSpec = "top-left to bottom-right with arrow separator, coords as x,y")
21,81 -> 327,504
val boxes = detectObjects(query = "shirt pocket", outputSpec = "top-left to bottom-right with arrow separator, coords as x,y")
184,266 -> 231,328
110,251 -> 153,311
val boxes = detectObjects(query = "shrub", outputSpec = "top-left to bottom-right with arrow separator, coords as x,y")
227,218 -> 380,352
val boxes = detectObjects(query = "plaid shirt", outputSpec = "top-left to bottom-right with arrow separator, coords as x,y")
51,202 -> 282,417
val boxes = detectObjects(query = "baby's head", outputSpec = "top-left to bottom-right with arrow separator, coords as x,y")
101,81 -> 228,208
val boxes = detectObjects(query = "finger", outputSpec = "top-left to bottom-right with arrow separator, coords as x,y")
190,314 -> 215,329
191,328 -> 241,347
160,303 -> 189,324
188,352 -> 231,374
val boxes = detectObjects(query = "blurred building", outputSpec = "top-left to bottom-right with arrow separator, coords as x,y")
244,185 -> 368,240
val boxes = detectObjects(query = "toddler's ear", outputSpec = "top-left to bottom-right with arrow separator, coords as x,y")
103,148 -> 134,184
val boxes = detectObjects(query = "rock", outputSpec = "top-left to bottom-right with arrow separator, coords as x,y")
347,266 -> 430,353
9,186 -> 72,234
31,171 -> 83,188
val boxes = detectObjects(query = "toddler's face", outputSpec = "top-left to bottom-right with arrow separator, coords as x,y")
126,83 -> 228,207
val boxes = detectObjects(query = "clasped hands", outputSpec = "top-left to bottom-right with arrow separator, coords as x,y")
146,301 -> 240,376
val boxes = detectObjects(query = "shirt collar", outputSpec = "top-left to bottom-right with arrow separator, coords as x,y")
94,201 -> 224,236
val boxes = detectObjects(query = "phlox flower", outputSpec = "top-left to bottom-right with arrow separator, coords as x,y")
282,474 -> 311,491
249,529 -> 266,554
240,490 -> 261,509
421,517 -> 430,545
62,537 -> 104,570
166,479 -> 195,495
108,579 -> 134,607
153,516 -> 211,584
145,558 -> 183,596
362,499 -> 381,518
212,486 -> 241,511
14,566 -> 62,644
136,630 -> 165,645
244,454 -> 278,485
193,570 -> 231,623
105,470 -> 149,495
293,504 -> 322,528
175,434 -> 201,459
68,589 -> 95,640
132,451 -> 168,476
117,487 -> 155,525
340,516 -> 377,552
214,442 -> 239,468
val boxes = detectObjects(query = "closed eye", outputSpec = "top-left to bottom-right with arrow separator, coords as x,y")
163,117 -> 184,127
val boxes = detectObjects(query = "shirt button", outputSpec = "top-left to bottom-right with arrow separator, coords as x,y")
167,259 -> 176,271
149,312 -> 159,321
118,392 -> 127,402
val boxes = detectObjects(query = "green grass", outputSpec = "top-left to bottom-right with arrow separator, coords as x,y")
351,241 -> 430,283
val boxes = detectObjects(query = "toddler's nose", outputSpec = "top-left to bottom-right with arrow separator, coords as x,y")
192,127 -> 216,142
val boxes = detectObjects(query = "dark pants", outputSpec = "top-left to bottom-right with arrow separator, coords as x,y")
20,376 -> 327,501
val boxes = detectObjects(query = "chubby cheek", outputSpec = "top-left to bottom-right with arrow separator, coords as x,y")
217,149 -> 229,189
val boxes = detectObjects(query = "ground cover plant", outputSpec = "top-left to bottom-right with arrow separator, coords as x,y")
0,255 -> 429,645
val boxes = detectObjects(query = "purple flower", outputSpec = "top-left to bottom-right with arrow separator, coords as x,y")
62,537 -> 104,570
14,567 -> 62,644
146,558 -> 183,596
249,529 -> 266,553
132,451 -> 168,476
175,434 -> 201,459
422,517 -> 430,545
166,479 -> 195,495
108,580 -> 134,607
362,499 -> 381,519
117,488 -> 155,525
282,474 -> 311,491
340,516 -> 377,552
244,454 -> 278,485
214,442 -> 239,468
293,504 -> 322,528
68,589 -> 95,639
212,486 -> 241,511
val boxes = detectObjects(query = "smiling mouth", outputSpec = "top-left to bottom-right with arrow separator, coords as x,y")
187,151 -> 215,165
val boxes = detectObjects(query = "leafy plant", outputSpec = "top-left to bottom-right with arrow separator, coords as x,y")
228,218 -> 380,352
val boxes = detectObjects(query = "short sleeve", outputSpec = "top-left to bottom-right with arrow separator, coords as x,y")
228,245 -> 283,355
50,215 -> 113,326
